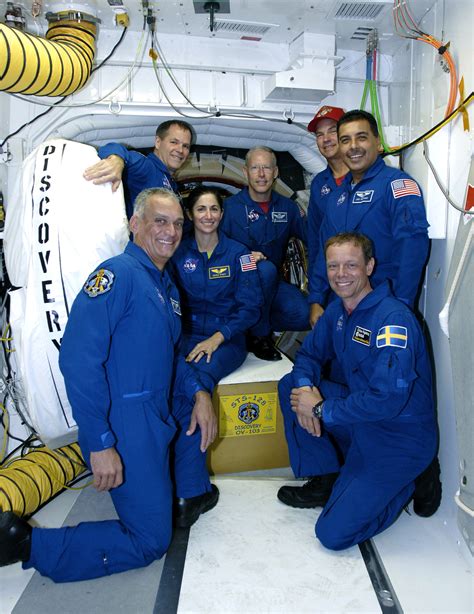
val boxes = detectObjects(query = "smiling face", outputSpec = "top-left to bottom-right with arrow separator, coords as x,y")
188,192 -> 223,237
315,117 -> 340,162
243,149 -> 278,201
154,124 -> 191,173
338,119 -> 381,183
130,194 -> 184,270
326,241 -> 374,311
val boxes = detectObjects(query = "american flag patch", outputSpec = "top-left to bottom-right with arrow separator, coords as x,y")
240,253 -> 257,272
391,179 -> 421,199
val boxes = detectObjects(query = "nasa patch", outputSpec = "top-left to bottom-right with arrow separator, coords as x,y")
83,269 -> 114,298
321,184 -> 331,196
247,209 -> 259,222
352,190 -> 374,204
183,258 -> 198,273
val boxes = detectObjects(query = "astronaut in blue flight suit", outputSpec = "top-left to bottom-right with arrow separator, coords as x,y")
277,232 -> 440,550
170,186 -> 262,392
0,189 -> 218,581
83,120 -> 193,218
221,146 -> 309,361
306,105 -> 348,328
309,110 -> 429,325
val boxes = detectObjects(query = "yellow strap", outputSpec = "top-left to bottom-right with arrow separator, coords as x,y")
458,77 -> 470,132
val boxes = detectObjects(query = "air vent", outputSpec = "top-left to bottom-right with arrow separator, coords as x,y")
213,19 -> 276,36
333,2 -> 387,20
351,26 -> 375,40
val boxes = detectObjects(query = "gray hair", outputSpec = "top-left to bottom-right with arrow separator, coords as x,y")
133,188 -> 180,218
245,146 -> 277,167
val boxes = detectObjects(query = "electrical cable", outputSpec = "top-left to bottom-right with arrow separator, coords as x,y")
149,30 -> 313,131
422,140 -> 473,215
384,91 -> 473,156
0,434 -> 37,467
393,0 -> 458,117
0,403 -> 9,463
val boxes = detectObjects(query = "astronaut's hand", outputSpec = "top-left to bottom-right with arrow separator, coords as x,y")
290,386 -> 322,437
251,251 -> 267,263
83,155 -> 125,192
187,391 -> 217,452
297,413 -> 321,437
90,447 -> 123,491
186,332 -> 225,364
309,303 -> 324,328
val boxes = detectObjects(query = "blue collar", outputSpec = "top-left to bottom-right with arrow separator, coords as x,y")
344,156 -> 385,189
125,241 -> 166,276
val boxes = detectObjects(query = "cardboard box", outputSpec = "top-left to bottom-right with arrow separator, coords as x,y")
207,354 -> 292,474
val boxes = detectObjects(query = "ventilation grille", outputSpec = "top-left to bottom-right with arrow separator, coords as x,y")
351,26 -> 375,40
333,2 -> 387,20
213,19 -> 274,36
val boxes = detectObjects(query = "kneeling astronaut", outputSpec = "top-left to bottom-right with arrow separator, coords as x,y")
278,232 -> 441,549
0,188 -> 218,582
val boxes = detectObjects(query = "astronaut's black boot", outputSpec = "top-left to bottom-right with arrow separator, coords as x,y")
0,511 -> 32,566
174,484 -> 220,528
413,457 -> 442,517
277,473 -> 339,508
247,334 -> 282,361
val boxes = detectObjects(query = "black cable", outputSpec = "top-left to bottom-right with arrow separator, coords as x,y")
382,91 -> 473,157
90,25 -> 127,76
0,26 -> 128,150
0,435 -> 36,466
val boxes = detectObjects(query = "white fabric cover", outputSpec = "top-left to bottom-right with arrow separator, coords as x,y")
4,139 -> 129,447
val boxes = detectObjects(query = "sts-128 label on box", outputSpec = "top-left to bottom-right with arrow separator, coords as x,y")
218,392 -> 278,437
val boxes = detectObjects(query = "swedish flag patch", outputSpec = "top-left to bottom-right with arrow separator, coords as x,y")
376,325 -> 408,349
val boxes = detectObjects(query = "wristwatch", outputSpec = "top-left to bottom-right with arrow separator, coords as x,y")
312,400 -> 324,419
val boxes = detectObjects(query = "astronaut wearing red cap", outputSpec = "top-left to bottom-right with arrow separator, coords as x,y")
307,106 -> 349,328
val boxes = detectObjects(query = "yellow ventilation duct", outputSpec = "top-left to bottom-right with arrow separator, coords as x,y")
0,443 -> 87,517
0,12 -> 98,97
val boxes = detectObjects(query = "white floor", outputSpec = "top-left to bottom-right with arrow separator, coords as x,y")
1,477 -> 473,614
178,478 -> 380,614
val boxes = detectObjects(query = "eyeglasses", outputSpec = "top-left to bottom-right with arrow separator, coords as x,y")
247,165 -> 275,174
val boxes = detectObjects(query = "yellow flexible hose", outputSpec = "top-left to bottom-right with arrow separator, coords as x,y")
0,443 -> 87,517
0,18 -> 97,96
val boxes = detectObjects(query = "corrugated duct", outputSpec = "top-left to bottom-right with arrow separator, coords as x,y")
0,443 -> 87,517
0,14 -> 97,97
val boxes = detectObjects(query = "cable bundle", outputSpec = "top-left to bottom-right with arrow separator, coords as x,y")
393,0 -> 458,117
360,30 -> 390,152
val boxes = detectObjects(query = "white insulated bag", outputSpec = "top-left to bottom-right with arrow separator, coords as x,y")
4,139 -> 129,447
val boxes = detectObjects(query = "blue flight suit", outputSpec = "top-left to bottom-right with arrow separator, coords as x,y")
170,232 -> 262,391
24,242 -> 209,582
279,282 -> 438,550
221,188 -> 309,334
309,156 -> 429,308
307,166 -> 346,300
98,143 -> 180,218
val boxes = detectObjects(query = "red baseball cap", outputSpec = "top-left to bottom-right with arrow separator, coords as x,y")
307,105 -> 345,133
